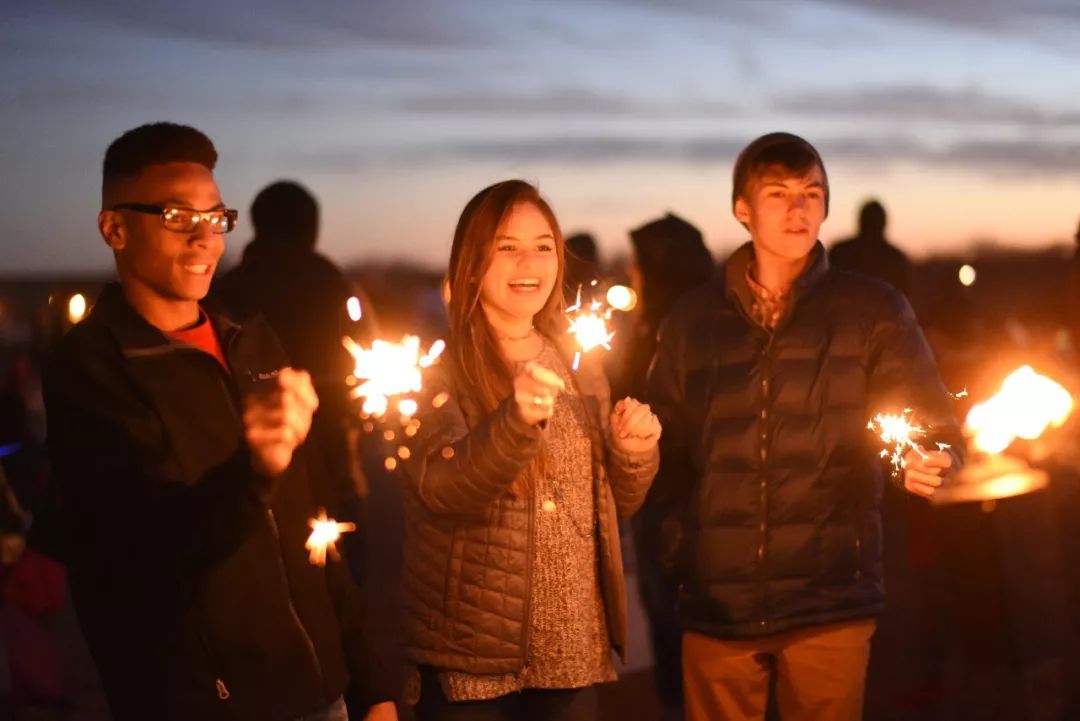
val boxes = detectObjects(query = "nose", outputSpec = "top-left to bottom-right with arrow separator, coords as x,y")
189,218 -> 222,252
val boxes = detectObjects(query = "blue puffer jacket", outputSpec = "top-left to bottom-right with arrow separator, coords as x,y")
646,242 -> 962,639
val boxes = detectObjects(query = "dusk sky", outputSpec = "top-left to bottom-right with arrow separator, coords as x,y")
3,0 -> 1080,276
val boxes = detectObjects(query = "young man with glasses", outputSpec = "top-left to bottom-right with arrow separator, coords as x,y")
43,123 -> 397,721
645,132 -> 961,721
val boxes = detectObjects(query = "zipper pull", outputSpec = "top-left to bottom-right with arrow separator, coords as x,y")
216,678 -> 231,701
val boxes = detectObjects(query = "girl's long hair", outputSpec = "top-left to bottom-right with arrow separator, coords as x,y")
447,180 -> 567,416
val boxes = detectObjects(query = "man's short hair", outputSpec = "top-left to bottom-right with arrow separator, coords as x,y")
102,122 -> 217,196
731,132 -> 829,213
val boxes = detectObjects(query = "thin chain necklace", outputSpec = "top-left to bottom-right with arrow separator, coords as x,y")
497,326 -> 535,342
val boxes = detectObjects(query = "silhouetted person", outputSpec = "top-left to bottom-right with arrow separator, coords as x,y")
214,181 -> 360,493
829,199 -> 911,297
613,213 -> 714,401
617,212 -> 713,718
563,232 -> 600,303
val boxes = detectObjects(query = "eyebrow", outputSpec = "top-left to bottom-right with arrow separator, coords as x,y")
759,179 -> 824,190
495,233 -> 555,241
160,198 -> 227,211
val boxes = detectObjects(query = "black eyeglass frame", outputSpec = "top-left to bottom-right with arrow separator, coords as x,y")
109,203 -> 239,233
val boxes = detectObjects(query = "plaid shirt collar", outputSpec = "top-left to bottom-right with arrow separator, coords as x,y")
744,265 -> 792,332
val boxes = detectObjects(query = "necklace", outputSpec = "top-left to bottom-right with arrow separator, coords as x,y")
497,326 -> 534,342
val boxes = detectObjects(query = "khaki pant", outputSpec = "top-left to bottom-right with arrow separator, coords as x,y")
683,619 -> 877,721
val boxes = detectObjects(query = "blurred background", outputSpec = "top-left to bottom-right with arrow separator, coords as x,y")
3,1 -> 1080,720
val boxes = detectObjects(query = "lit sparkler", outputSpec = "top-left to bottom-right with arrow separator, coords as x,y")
305,508 -> 356,566
965,365 -> 1073,454
342,335 -> 445,418
868,409 -> 929,474
566,287 -> 615,371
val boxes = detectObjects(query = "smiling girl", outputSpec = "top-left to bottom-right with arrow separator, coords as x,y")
401,180 -> 660,721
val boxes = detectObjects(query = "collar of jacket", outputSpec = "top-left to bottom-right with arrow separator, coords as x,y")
88,282 -> 242,360
724,240 -> 829,323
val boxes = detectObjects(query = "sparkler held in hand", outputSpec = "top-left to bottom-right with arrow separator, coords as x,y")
565,286 -> 615,371
305,508 -> 357,566
342,334 -> 445,418
868,408 -> 954,497
868,409 -> 928,475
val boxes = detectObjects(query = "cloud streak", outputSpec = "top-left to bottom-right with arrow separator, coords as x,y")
774,85 -> 1080,127
290,132 -> 1080,176
396,87 -> 738,119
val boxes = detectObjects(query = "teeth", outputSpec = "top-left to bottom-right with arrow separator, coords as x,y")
185,265 -> 209,274
509,278 -> 540,287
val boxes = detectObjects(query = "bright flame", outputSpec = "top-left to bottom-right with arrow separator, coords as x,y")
958,264 -> 977,287
965,366 -> 1073,454
606,284 -> 637,312
346,296 -> 363,322
342,335 -> 444,417
868,409 -> 928,474
68,293 -> 87,324
566,288 -> 615,371
305,508 -> 356,566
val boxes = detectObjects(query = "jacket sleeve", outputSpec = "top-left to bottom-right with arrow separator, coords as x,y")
43,331 -> 276,581
644,309 -> 699,514
405,364 -> 544,518
581,355 -> 658,519
866,289 -> 965,481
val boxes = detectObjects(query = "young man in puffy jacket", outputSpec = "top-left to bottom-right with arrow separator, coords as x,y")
646,132 -> 961,721
43,122 -> 397,721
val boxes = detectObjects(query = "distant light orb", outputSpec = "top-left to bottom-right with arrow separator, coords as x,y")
346,296 -> 362,322
68,293 -> 87,324
606,284 -> 637,312
958,264 -> 977,287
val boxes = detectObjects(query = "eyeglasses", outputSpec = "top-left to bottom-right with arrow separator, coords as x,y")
110,203 -> 238,234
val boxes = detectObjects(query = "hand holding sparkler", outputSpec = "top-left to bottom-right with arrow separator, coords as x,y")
868,409 -> 953,498
244,367 -> 319,477
901,447 -> 953,498
610,397 -> 662,454
513,361 -> 565,426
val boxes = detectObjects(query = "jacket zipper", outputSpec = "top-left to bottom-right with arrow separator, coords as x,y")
266,508 -> 325,690
854,534 -> 862,580
756,334 -> 775,632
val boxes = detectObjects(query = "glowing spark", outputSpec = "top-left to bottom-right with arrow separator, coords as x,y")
868,409 -> 928,474
305,508 -> 356,566
398,399 -> 418,417
606,284 -> 637,312
342,335 -> 444,418
958,264 -> 977,287
68,293 -> 87,324
965,366 -> 1073,454
346,296 -> 362,322
566,287 -> 615,371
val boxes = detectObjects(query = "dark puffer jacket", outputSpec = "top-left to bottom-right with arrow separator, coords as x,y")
646,242 -> 962,639
401,339 -> 658,674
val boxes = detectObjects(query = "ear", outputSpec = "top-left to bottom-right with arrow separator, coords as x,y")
733,196 -> 751,225
98,210 -> 125,251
